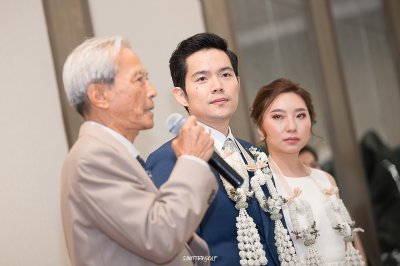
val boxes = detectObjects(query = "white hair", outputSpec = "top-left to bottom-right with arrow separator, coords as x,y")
62,36 -> 130,114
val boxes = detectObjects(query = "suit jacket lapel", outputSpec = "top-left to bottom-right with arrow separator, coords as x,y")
79,122 -> 157,191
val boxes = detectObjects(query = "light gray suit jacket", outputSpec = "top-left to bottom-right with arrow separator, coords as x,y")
61,122 -> 218,266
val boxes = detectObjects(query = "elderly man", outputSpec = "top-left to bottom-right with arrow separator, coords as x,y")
60,36 -> 218,266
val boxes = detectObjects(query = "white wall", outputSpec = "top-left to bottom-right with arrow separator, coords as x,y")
0,1 -> 70,265
0,0 -> 205,265
88,0 -> 206,158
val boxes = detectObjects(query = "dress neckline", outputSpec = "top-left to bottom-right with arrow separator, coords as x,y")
283,172 -> 312,179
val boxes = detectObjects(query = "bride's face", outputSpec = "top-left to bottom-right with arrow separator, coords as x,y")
260,92 -> 311,156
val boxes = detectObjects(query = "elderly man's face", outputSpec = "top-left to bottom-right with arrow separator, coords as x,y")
107,47 -> 157,138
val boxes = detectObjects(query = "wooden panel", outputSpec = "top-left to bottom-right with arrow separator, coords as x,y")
42,0 -> 94,147
307,0 -> 381,264
383,0 -> 400,94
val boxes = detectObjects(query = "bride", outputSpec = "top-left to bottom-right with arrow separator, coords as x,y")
249,78 -> 367,265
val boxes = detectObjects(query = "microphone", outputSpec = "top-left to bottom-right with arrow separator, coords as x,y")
166,113 -> 244,188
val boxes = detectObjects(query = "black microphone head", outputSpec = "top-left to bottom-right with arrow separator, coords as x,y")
166,113 -> 186,135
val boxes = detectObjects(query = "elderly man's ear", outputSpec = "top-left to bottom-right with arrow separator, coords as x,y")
87,84 -> 110,109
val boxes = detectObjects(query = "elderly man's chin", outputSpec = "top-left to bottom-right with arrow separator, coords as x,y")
142,113 -> 154,129
143,121 -> 154,130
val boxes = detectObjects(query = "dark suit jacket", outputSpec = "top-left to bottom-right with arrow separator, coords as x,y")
147,138 -> 280,266
61,122 -> 218,266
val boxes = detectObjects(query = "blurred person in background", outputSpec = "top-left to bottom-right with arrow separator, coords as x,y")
299,145 -> 320,169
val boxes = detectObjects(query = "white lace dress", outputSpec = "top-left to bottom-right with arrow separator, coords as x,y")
274,168 -> 349,265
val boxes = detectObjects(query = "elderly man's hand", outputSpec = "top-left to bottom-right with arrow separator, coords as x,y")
171,116 -> 214,161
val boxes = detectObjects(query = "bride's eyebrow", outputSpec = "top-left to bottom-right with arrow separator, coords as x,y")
270,109 -> 285,113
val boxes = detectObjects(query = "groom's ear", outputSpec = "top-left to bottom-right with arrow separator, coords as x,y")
172,87 -> 189,107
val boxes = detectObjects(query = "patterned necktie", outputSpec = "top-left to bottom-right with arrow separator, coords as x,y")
222,138 -> 248,180
222,138 -> 238,155
136,155 -> 152,178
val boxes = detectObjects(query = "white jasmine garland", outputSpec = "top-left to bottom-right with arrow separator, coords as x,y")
220,140 -> 268,266
324,195 -> 365,265
248,147 -> 299,265
309,174 -> 365,265
221,140 -> 365,266
226,187 -> 268,265
287,198 -> 323,265
222,143 -> 299,265
268,149 -> 365,266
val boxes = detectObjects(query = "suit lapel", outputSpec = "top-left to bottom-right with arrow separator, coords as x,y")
79,122 -> 157,191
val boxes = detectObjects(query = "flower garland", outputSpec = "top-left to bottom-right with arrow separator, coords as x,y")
267,157 -> 324,265
220,139 -> 364,266
287,198 -> 323,265
220,139 -> 298,265
307,173 -> 365,265
220,139 -> 268,265
268,151 -> 365,266
248,147 -> 299,265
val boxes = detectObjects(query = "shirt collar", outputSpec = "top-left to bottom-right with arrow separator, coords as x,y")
198,122 -> 235,152
85,121 -> 141,158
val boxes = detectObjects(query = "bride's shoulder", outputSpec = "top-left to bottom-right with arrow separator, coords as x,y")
310,168 -> 337,187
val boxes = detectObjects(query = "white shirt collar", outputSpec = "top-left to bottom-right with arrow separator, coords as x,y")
198,122 -> 235,152
85,121 -> 141,158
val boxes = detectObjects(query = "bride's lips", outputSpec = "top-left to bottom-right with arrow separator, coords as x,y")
284,137 -> 299,144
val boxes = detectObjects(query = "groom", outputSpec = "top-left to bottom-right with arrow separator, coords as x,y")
147,33 -> 282,265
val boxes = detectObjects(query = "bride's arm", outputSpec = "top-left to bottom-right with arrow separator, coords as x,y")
354,235 -> 368,265
325,172 -> 368,264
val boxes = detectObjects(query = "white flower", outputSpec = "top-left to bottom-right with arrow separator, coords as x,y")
249,146 -> 259,156
258,152 -> 268,163
255,169 -> 264,177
